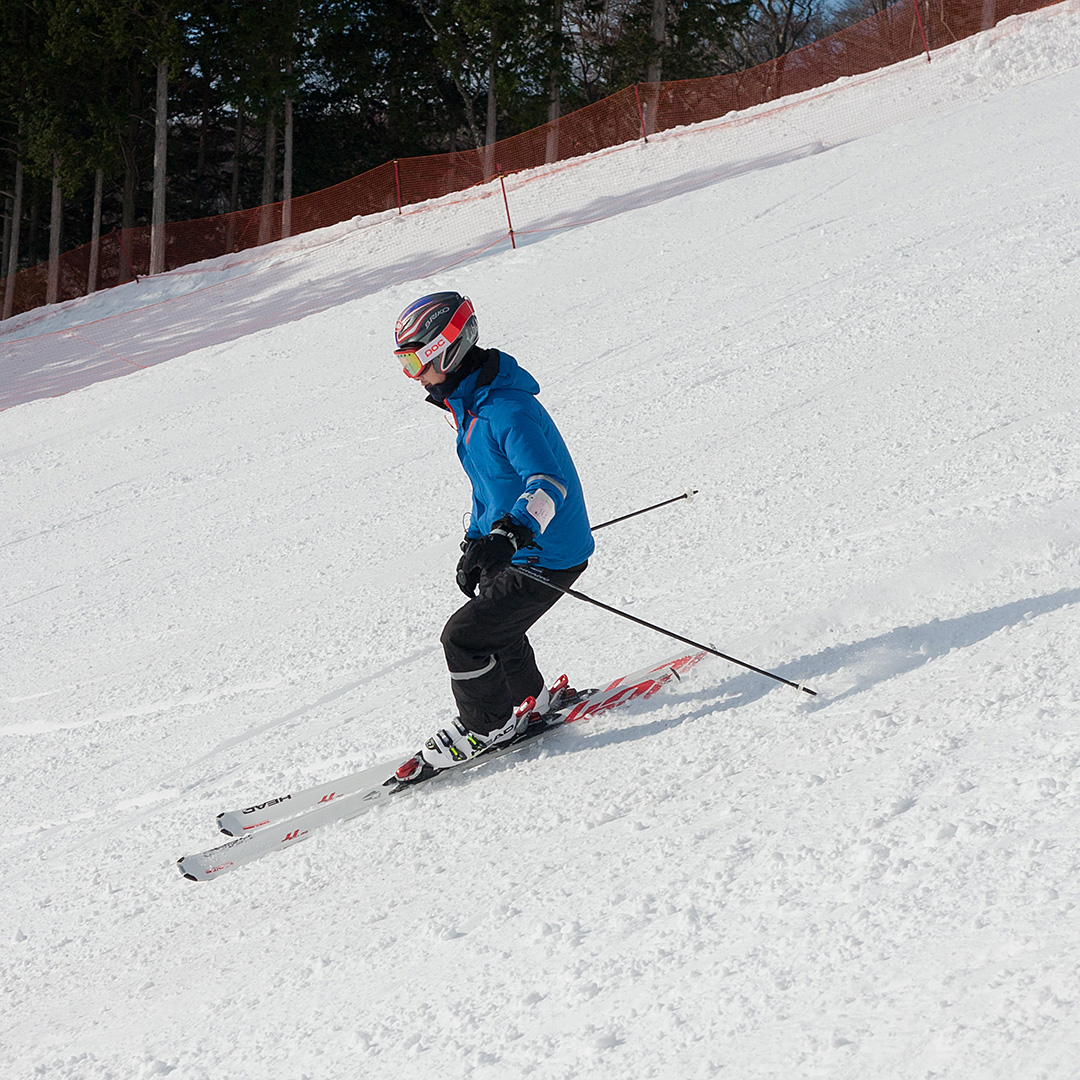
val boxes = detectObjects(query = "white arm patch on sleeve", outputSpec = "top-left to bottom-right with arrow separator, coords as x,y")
523,488 -> 557,533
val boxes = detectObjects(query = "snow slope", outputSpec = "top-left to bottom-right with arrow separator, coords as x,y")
3,6 -> 1080,1079
4,0 -> 1080,408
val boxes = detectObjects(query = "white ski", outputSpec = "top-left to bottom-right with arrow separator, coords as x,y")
177,650 -> 705,881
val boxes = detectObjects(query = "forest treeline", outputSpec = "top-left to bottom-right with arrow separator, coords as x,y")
1,0 -> 881,284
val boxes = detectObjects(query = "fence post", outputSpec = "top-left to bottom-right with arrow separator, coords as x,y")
633,83 -> 649,144
911,0 -> 932,62
498,171 -> 516,249
394,159 -> 403,215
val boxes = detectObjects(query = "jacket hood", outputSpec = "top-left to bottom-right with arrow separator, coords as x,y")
478,350 -> 540,399
431,348 -> 540,412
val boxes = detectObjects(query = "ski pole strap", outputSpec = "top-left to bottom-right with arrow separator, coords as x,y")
512,565 -> 816,696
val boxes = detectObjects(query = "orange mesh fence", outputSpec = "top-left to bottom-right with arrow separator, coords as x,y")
1,0 -> 1062,322
1,0 -> 1076,411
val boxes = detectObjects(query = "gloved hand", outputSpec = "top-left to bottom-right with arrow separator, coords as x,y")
456,537 -> 484,597
455,516 -> 536,597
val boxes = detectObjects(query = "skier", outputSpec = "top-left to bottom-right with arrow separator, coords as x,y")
393,291 -> 594,772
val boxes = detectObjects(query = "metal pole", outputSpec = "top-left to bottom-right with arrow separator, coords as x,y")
911,0 -> 932,62
498,171 -> 516,249
592,490 -> 697,532
512,566 -> 817,696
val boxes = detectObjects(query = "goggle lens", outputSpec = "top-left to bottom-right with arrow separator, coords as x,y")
395,348 -> 428,379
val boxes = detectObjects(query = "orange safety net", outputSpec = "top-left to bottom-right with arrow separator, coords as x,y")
0,0 -> 1064,322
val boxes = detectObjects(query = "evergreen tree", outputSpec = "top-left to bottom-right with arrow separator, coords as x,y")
1,0 -> 794,297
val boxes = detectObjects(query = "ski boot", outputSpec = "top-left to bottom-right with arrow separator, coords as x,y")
392,676 -> 575,785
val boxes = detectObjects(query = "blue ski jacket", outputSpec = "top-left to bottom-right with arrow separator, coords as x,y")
437,350 -> 594,570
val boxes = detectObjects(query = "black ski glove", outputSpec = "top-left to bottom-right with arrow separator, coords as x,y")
455,516 -> 536,597
456,537 -> 482,597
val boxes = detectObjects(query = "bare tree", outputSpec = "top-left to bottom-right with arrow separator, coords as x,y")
87,167 -> 103,293
822,0 -> 893,34
46,156 -> 62,303
562,0 -> 636,103
545,0 -> 565,162
417,1 -> 486,150
282,68 -> 294,238
149,56 -> 169,275
259,110 -> 277,244
724,0 -> 823,69
2,137 -> 25,319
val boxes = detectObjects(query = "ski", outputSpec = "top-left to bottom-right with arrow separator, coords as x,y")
216,759 -> 412,838
214,681 -> 586,838
177,650 -> 705,881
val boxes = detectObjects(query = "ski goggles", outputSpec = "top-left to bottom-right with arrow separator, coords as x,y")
394,346 -> 430,379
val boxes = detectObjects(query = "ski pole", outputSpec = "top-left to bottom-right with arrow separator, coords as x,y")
512,566 -> 816,696
591,489 -> 698,532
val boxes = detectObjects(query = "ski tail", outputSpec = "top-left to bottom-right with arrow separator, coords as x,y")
561,651 -> 705,723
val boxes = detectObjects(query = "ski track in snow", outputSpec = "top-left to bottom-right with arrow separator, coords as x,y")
2,6 -> 1080,1079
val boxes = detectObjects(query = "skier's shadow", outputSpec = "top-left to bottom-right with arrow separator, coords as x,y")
559,587 -> 1080,752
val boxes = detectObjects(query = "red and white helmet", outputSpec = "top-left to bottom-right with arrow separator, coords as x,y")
394,292 -> 478,379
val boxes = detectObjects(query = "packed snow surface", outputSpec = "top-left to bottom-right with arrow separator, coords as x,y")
3,5 -> 1080,1078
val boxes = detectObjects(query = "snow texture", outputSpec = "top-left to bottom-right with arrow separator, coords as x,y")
2,4 -> 1080,1078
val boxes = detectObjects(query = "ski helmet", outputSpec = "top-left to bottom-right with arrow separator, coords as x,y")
394,292 -> 478,379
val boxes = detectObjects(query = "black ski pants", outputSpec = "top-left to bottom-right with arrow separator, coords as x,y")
441,561 -> 587,736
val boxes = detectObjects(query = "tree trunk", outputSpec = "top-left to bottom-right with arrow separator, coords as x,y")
1,193 -> 11,284
87,167 -> 103,294
259,112 -> 278,245
261,114 -> 277,206
27,190 -> 41,267
282,84 -> 293,239
2,150 -> 24,319
647,0 -> 665,83
545,0 -> 564,164
195,100 -> 208,216
226,103 -> 244,252
121,130 -> 137,235
46,158 -> 62,305
483,34 -> 498,179
229,103 -> 245,215
415,2 -> 483,150
643,0 -> 666,135
149,57 -> 168,276
485,57 -> 498,147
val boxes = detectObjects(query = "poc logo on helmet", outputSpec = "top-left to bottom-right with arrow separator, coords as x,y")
423,336 -> 449,359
